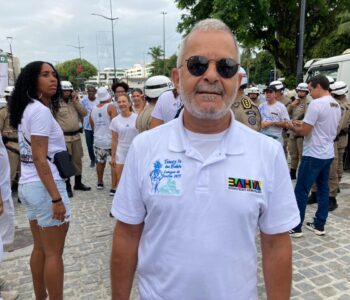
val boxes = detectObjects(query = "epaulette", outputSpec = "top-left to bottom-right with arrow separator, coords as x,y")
241,96 -> 252,109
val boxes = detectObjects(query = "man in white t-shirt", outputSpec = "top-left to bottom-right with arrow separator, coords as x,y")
150,90 -> 182,128
289,75 -> 341,238
259,85 -> 291,144
0,135 -> 18,300
110,19 -> 300,300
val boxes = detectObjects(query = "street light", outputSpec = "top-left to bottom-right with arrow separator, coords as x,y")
161,11 -> 167,74
92,0 -> 118,83
6,36 -> 16,83
296,0 -> 306,83
67,35 -> 84,61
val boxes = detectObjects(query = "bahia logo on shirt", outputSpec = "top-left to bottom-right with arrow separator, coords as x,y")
150,159 -> 182,196
228,177 -> 262,193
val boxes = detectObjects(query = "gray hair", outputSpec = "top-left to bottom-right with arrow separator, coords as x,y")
176,18 -> 240,68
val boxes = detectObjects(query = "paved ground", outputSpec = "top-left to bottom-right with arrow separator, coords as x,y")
1,141 -> 350,299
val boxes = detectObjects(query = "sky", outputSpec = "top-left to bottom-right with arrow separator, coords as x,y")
0,0 -> 185,70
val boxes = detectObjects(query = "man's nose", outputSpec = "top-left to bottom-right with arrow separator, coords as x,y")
203,61 -> 220,83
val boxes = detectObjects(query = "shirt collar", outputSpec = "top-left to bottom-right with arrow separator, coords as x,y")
168,109 -> 245,155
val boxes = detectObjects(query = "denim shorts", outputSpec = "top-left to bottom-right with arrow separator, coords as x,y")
18,180 -> 71,228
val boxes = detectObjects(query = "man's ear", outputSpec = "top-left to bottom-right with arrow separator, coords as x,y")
171,68 -> 180,91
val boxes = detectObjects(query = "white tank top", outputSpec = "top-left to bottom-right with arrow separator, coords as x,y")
92,103 -> 112,149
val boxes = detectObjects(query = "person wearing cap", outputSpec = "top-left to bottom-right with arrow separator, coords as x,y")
90,87 -> 117,190
259,85 -> 291,144
287,83 -> 310,179
289,75 -> 341,238
0,86 -> 21,195
332,82 -> 350,184
80,86 -> 99,168
247,86 -> 261,106
269,80 -> 292,157
150,89 -> 182,128
55,81 -> 90,198
231,68 -> 261,132
136,75 -> 173,132
110,18 -> 299,300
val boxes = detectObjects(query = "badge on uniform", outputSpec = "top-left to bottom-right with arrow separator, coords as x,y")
241,98 -> 252,109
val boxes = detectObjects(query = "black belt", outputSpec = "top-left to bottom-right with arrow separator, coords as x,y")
2,136 -> 18,144
64,128 -> 82,136
295,136 -> 303,139
5,145 -> 20,155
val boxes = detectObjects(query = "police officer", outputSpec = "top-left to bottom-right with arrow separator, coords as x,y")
55,81 -> 90,197
0,86 -> 20,192
288,83 -> 309,179
247,86 -> 261,106
136,76 -> 173,133
269,80 -> 292,157
332,82 -> 350,188
231,68 -> 261,132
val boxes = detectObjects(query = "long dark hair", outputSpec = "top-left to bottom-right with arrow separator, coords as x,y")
9,61 -> 62,129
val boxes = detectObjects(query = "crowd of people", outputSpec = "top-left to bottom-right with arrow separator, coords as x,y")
0,17 -> 349,300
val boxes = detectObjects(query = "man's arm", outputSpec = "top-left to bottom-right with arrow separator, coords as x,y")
291,120 -> 313,136
260,231 -> 292,300
111,220 -> 144,300
150,117 -> 164,129
108,104 -> 118,120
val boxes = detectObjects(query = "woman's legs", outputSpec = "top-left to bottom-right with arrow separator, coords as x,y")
29,220 -> 47,300
115,164 -> 124,189
39,223 -> 69,300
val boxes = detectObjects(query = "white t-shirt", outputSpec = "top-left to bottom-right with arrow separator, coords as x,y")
151,91 -> 182,123
91,103 -> 112,149
18,100 -> 66,184
303,95 -> 341,159
109,113 -> 139,152
111,111 -> 300,300
259,101 -> 290,139
0,135 -> 11,202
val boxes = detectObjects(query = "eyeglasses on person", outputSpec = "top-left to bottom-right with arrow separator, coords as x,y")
180,56 -> 240,79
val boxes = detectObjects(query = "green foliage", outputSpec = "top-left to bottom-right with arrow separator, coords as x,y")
175,0 -> 350,81
148,45 -> 177,77
248,51 -> 275,85
55,59 -> 97,90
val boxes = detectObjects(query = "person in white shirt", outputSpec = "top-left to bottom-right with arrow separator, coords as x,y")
90,87 -> 117,190
289,75 -> 341,238
131,88 -> 146,115
109,94 -> 138,196
80,86 -> 99,167
9,61 -> 70,300
259,85 -> 291,145
0,135 -> 18,300
110,18 -> 300,300
150,89 -> 182,128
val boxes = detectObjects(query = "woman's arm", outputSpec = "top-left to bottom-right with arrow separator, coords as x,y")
111,131 -> 119,166
31,135 -> 66,221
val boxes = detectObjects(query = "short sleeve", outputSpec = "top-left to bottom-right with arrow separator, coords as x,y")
29,106 -> 53,136
151,97 -> 164,120
109,117 -> 118,132
303,101 -> 318,126
258,145 -> 300,234
111,141 -> 146,224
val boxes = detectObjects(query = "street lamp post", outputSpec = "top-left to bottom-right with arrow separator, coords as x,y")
161,11 -> 167,74
296,0 -> 306,83
6,36 -> 16,83
92,0 -> 118,83
67,35 -> 84,60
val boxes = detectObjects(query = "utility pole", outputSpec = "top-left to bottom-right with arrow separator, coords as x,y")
6,37 -> 16,83
161,11 -> 167,74
296,0 -> 306,83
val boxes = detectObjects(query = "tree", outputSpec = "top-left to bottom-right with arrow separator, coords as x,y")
249,51 -> 275,85
148,46 -> 164,61
175,0 -> 350,81
148,45 -> 177,77
56,59 -> 97,90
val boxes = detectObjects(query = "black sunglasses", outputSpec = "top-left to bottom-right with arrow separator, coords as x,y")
181,56 -> 240,79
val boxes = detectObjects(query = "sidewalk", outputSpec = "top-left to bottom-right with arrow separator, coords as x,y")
1,156 -> 349,299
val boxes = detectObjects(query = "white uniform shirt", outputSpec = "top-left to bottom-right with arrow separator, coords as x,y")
112,111 -> 300,300
151,91 -> 182,123
259,101 -> 290,139
109,113 -> 139,152
18,100 -> 66,184
0,135 -> 11,202
303,95 -> 341,159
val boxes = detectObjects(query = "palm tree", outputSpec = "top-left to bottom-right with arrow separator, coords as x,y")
148,46 -> 164,61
